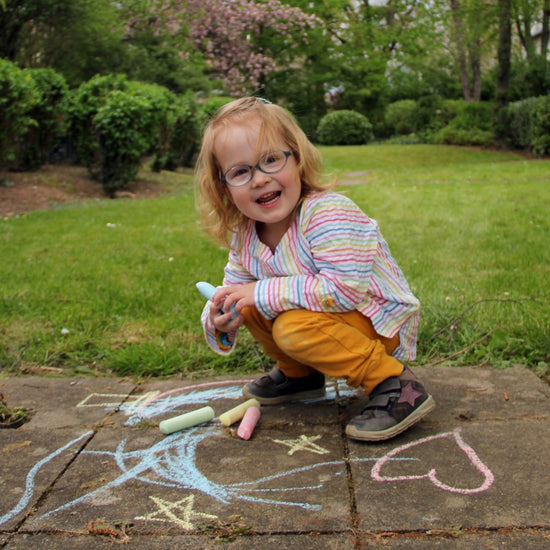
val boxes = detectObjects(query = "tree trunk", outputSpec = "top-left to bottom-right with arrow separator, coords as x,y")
495,0 -> 512,145
541,0 -> 550,56
450,0 -> 472,101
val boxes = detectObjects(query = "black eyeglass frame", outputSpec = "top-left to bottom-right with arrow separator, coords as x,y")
221,150 -> 292,187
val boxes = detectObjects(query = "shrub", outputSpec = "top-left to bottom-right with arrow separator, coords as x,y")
506,96 -> 550,156
18,68 -> 68,169
0,59 -> 39,167
67,73 -> 129,169
411,95 -> 446,137
529,96 -> 550,156
152,91 -> 203,171
507,97 -> 538,150
434,101 -> 495,147
316,110 -> 373,145
385,99 -> 417,136
94,89 -> 156,196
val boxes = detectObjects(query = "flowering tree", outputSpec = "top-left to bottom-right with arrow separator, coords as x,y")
125,0 -> 322,96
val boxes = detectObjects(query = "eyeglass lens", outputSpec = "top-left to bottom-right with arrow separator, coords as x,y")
225,151 -> 289,186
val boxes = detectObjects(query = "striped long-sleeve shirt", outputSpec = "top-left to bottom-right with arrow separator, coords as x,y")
202,191 -> 420,360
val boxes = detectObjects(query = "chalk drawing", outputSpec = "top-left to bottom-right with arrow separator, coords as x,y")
273,434 -> 330,456
0,381 -> 495,528
371,428 -> 495,494
0,430 -> 93,526
135,495 -> 218,530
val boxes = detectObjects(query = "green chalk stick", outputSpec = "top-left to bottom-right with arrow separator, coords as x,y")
159,406 -> 215,434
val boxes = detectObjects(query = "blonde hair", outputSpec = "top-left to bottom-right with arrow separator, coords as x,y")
196,97 -> 332,247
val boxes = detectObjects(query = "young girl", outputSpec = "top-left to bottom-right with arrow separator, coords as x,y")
196,97 -> 435,442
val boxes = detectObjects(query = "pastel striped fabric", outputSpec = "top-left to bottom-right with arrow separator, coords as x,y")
203,191 -> 420,360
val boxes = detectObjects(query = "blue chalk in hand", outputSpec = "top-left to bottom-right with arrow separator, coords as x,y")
196,281 -> 236,319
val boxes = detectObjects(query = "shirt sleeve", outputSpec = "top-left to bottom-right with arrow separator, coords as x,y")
200,231 -> 254,355
254,193 -> 380,319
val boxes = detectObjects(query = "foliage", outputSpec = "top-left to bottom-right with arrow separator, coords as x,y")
67,74 -> 204,193
0,58 -> 39,167
0,0 -> 126,87
151,91 -> 204,171
385,100 -> 417,136
94,89 -> 157,196
434,100 -> 495,147
67,73 -> 129,168
17,68 -> 68,169
529,95 -> 550,156
0,61 -> 68,170
316,110 -> 373,146
506,95 -> 550,156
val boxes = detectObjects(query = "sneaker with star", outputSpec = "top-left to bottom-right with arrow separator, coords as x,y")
345,366 -> 435,442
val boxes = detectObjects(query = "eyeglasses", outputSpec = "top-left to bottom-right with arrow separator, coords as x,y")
221,150 -> 292,187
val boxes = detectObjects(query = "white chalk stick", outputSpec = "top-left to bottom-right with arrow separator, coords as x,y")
218,398 -> 260,426
237,406 -> 261,440
159,406 -> 215,434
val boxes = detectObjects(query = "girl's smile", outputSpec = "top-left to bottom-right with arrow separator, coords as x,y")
214,119 -> 302,250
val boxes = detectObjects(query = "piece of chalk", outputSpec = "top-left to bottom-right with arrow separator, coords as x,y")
218,398 -> 260,427
159,406 -> 215,435
196,281 -> 217,301
195,281 -> 237,319
237,406 -> 261,440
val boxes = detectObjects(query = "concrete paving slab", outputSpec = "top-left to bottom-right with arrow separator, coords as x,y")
0,427 -> 94,531
1,366 -> 549,548
0,377 -> 137,429
351,420 -> 550,531
25,421 -> 350,534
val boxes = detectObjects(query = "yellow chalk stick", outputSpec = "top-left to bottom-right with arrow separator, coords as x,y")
159,406 -> 215,434
219,398 -> 260,426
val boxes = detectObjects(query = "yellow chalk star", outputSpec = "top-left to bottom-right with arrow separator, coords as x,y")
135,494 -> 217,530
272,434 -> 330,456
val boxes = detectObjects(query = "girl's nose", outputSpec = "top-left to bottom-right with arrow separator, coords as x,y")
250,168 -> 270,188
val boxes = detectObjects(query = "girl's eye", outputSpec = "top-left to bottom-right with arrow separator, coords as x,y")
233,167 -> 250,178
264,152 -> 280,165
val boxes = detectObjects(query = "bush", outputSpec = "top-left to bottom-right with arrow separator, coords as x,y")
316,110 -> 373,145
18,68 -> 68,169
507,96 -> 550,156
68,75 -> 204,193
434,101 -> 495,147
152,91 -> 203,171
385,99 -> 417,136
67,73 -> 129,169
529,96 -> 550,156
411,95 -> 446,137
95,89 -> 156,196
0,59 -> 39,167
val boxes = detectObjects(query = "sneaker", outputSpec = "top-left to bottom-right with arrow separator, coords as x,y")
243,367 -> 326,405
345,366 -> 435,442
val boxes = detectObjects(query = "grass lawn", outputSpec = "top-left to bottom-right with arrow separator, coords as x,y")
1,144 -> 549,381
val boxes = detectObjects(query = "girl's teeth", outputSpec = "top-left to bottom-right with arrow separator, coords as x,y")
258,192 -> 279,204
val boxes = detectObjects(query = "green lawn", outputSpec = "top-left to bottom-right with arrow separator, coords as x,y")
1,145 -> 549,380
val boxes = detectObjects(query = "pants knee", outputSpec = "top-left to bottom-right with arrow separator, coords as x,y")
272,310 -> 310,353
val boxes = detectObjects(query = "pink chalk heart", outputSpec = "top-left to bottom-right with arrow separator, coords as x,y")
371,428 -> 494,494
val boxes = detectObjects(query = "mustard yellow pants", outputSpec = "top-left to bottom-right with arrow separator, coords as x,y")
242,307 -> 404,394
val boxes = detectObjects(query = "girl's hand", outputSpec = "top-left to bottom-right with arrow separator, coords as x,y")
208,282 -> 256,333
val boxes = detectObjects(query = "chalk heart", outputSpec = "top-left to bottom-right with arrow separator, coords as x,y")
371,428 -> 494,494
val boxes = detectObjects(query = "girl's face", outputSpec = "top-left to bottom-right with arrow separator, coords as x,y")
214,118 -> 302,248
